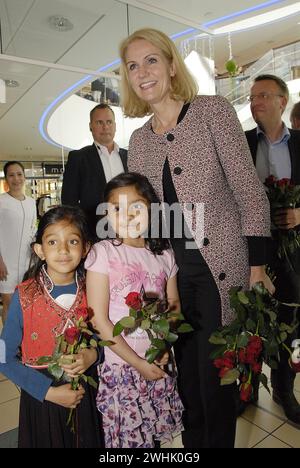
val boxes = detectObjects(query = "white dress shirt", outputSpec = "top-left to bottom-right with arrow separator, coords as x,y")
94,141 -> 124,182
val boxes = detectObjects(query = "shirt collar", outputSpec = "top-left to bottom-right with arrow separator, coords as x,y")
40,264 -> 80,293
94,141 -> 119,153
257,123 -> 290,144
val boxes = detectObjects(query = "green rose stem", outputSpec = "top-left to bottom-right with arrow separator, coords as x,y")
66,344 -> 79,434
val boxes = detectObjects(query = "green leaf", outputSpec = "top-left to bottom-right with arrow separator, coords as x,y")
120,316 -> 136,329
87,376 -> 98,389
153,319 -> 170,336
209,335 -> 227,345
259,373 -> 268,390
236,334 -> 249,348
151,338 -> 167,350
140,319 -> 151,330
220,368 -> 240,386
48,363 -> 64,380
280,332 -> 288,343
89,339 -> 98,348
113,321 -> 124,337
246,319 -> 256,333
145,347 -> 160,364
129,308 -> 138,319
36,356 -> 53,365
237,291 -> 249,305
98,340 -> 114,347
209,345 -> 228,360
165,332 -> 178,343
177,323 -> 193,333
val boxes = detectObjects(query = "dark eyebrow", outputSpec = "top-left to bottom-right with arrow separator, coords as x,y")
126,53 -> 160,65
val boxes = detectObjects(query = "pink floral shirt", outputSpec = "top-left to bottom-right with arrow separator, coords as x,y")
85,240 -> 178,365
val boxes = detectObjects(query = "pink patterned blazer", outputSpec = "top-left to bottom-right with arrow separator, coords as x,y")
128,95 -> 271,324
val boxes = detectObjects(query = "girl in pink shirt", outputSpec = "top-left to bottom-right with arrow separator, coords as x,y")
85,172 -> 183,448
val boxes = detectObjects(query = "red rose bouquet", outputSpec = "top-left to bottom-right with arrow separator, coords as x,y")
113,287 -> 193,367
209,283 -> 298,402
265,175 -> 300,270
37,307 -> 112,432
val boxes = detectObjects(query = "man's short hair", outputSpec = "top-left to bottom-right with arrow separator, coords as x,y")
254,74 -> 289,99
90,103 -> 115,121
291,101 -> 300,120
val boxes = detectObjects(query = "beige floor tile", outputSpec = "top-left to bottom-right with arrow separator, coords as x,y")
294,374 -> 300,392
0,398 -> 20,434
254,435 -> 291,448
0,380 -> 20,404
235,417 -> 269,448
256,387 -> 287,420
0,373 -> 7,382
161,433 -> 183,448
273,423 -> 300,448
171,434 -> 184,448
242,404 -> 284,433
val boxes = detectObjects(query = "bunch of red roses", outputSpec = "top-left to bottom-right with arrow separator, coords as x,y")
209,283 -> 298,402
264,175 -> 300,270
113,288 -> 193,365
37,307 -> 111,431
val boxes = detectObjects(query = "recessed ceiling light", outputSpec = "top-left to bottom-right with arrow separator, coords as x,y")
48,15 -> 73,32
5,79 -> 19,87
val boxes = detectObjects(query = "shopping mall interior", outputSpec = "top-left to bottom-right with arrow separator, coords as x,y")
0,0 -> 300,448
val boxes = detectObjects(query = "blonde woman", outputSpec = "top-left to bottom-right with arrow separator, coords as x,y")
119,28 -> 274,448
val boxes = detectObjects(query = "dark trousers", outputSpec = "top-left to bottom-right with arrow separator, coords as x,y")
174,251 -> 237,448
269,241 -> 300,394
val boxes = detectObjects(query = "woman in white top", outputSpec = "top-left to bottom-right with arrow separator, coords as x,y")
0,162 -> 36,322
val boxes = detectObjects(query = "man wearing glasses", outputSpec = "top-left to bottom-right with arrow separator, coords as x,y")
245,74 -> 300,425
61,103 -> 127,234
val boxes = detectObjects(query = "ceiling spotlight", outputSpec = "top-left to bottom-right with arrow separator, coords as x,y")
48,15 -> 73,32
5,79 -> 19,87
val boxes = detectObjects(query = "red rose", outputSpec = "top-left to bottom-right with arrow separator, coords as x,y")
252,361 -> 262,374
125,292 -> 143,311
74,307 -> 89,321
213,357 -> 234,370
240,383 -> 253,402
219,367 -> 232,378
265,175 -> 276,187
247,336 -> 263,358
278,178 -> 291,187
290,361 -> 300,373
224,350 -> 236,362
238,348 -> 247,363
64,327 -> 80,345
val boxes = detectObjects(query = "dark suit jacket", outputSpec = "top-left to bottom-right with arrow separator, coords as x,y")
245,127 -> 300,299
245,127 -> 300,185
61,143 -> 127,231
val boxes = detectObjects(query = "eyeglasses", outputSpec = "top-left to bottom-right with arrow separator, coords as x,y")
247,92 -> 284,103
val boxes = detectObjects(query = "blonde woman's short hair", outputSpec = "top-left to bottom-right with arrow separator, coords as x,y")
119,28 -> 198,118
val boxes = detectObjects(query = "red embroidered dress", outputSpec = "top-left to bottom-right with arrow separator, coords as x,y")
18,267 -> 87,367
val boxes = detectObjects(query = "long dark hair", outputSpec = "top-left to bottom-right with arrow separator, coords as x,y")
24,205 -> 93,281
103,172 -> 170,255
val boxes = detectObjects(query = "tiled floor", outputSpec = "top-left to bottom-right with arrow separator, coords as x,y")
0,313 -> 299,448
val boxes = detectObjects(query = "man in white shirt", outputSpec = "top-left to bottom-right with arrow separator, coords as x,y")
61,104 -> 127,234
245,74 -> 300,425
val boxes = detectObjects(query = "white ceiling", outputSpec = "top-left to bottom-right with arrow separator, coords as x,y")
0,0 -> 299,161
